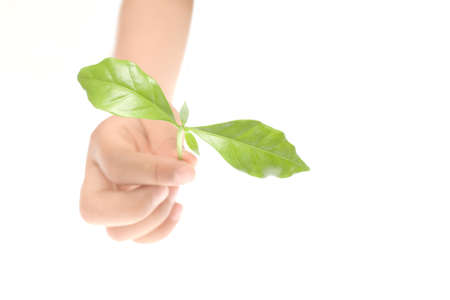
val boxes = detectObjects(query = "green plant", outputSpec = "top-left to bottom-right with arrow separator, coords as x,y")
78,58 -> 309,178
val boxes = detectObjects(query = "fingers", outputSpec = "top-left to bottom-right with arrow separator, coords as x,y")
134,203 -> 183,244
90,117 -> 197,186
106,187 -> 179,241
96,150 -> 195,186
80,185 -> 169,226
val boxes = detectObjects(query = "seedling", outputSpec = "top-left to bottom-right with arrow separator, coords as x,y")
78,58 -> 309,178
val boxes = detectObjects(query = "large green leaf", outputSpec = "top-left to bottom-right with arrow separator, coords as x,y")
78,57 -> 176,124
190,120 -> 309,178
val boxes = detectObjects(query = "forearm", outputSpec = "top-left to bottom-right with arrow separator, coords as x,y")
114,0 -> 193,102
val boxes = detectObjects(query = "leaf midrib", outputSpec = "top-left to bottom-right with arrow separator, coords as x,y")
191,127 -> 304,167
80,76 -> 174,123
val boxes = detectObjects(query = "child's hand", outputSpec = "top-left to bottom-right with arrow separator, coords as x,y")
80,116 -> 197,243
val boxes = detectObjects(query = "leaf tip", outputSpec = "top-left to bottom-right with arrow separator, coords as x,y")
180,101 -> 189,126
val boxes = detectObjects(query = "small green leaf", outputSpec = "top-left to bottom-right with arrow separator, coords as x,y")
180,102 -> 189,126
185,132 -> 199,155
190,120 -> 309,178
78,57 -> 176,124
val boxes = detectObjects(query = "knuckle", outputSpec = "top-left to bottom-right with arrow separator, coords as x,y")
152,159 -> 176,185
89,119 -> 109,145
89,121 -> 124,183
152,160 -> 162,185
88,127 -> 100,145
89,128 -> 99,144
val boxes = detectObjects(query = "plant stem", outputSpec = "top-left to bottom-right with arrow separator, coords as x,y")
176,127 -> 184,160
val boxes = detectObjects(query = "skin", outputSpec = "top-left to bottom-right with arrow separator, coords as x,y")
80,0 -> 195,243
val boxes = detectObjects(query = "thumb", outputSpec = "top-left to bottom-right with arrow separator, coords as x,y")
97,150 -> 196,186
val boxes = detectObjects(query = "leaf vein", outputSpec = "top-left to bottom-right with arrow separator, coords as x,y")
192,128 -> 304,167
79,77 -> 174,123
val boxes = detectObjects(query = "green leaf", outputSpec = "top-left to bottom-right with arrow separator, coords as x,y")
190,120 -> 309,178
77,57 -> 176,124
180,102 -> 189,126
185,132 -> 199,155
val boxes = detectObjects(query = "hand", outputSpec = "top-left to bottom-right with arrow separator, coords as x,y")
80,115 -> 197,243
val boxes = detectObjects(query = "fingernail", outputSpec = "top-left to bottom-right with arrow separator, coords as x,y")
174,165 -> 195,184
171,205 -> 183,221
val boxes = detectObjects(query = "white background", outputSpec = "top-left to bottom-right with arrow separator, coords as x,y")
0,0 -> 449,299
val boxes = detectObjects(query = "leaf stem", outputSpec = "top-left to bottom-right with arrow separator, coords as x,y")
176,127 -> 184,160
